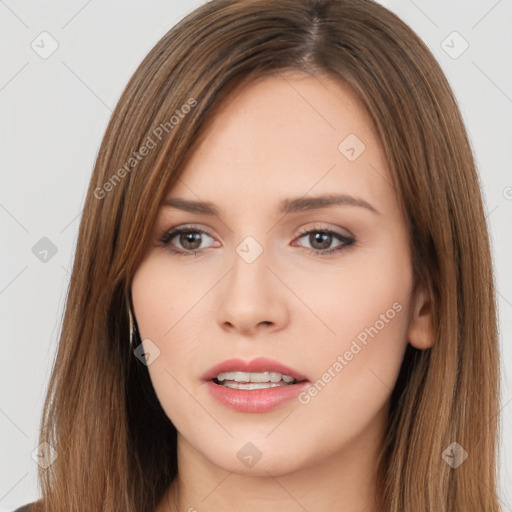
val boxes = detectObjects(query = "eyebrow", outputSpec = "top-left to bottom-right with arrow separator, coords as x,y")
162,194 -> 380,216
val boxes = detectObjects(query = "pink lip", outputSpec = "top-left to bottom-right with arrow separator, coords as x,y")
202,357 -> 310,413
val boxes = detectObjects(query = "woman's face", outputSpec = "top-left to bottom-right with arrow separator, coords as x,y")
131,71 -> 429,477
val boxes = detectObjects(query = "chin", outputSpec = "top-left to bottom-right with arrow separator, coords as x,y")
191,433 -> 321,477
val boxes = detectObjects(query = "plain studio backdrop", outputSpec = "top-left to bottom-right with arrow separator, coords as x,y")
1,0 -> 511,509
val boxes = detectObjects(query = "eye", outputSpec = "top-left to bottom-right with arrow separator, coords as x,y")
158,225 -> 217,256
158,224 -> 355,257
293,227 -> 355,256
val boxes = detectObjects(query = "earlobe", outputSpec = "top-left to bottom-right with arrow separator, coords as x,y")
407,286 -> 434,350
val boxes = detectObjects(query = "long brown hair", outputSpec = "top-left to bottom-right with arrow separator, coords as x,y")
35,0 -> 501,510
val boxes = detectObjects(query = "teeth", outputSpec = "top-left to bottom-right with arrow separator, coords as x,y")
216,371 -> 296,384
222,381 -> 289,390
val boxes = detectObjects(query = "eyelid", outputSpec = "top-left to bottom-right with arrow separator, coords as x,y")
295,222 -> 354,239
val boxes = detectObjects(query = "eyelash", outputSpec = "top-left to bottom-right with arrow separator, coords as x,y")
158,224 -> 356,257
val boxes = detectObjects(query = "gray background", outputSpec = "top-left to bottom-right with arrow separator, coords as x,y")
1,0 -> 511,509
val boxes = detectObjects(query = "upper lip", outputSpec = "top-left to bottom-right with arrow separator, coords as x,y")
202,357 -> 309,382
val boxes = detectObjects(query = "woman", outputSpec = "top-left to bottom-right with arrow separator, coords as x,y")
16,0 -> 501,510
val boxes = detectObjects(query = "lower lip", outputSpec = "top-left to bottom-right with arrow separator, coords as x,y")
205,380 -> 310,413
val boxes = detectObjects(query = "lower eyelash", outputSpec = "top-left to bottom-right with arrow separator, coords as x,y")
158,227 -> 355,257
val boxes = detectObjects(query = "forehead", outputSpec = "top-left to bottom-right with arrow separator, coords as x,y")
167,71 -> 393,214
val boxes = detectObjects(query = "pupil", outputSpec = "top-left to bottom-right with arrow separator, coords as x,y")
311,232 -> 331,250
181,232 -> 201,250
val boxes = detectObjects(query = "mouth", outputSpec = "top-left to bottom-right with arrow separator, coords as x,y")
202,357 -> 310,412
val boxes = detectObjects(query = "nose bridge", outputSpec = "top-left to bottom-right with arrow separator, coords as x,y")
216,232 -> 287,333
228,233 -> 273,300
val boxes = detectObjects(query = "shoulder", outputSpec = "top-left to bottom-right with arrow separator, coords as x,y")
12,502 -> 40,512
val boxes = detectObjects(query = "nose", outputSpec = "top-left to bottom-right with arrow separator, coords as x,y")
216,244 -> 289,336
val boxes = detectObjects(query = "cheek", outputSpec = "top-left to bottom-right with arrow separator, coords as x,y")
298,234 -> 411,327
131,259 -> 213,386
130,257 -> 200,431
131,256 -> 169,339
131,253 -> 209,340
292,235 -> 413,410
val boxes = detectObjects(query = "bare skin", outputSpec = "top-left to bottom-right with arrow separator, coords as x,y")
131,70 -> 433,512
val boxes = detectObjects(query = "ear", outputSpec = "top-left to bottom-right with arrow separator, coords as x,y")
407,285 -> 434,350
